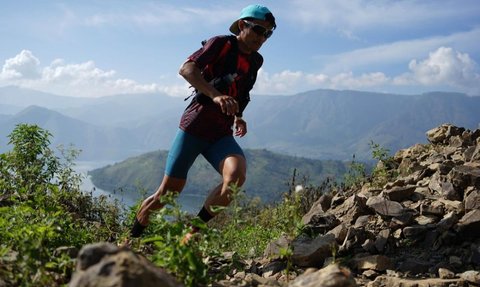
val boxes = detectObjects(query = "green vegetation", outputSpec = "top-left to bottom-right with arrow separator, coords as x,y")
368,141 -> 397,188
89,148 -> 349,206
0,124 -> 123,286
0,124 -> 385,286
342,154 -> 367,189
130,182 -> 310,286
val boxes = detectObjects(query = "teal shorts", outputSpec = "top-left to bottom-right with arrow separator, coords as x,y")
165,129 -> 245,179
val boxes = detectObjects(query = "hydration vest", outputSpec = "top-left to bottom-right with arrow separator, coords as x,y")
186,35 -> 263,117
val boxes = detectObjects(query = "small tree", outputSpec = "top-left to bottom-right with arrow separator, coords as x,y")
1,123 -> 58,195
0,124 -> 123,286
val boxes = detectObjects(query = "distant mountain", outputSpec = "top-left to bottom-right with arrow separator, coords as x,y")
89,149 -> 348,206
352,92 -> 480,157
1,86 -> 479,161
0,105 -> 141,159
59,93 -> 185,128
0,85 -> 92,114
243,90 -> 480,159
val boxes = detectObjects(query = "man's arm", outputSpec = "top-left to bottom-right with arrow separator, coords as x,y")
179,61 -> 239,116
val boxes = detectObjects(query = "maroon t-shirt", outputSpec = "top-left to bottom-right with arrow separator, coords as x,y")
179,35 -> 262,142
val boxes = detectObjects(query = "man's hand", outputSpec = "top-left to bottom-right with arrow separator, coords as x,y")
235,117 -> 247,137
213,95 -> 239,116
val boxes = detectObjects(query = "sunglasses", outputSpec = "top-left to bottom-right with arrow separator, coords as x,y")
243,20 -> 274,39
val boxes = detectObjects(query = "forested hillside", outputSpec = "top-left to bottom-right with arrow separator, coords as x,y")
89,149 -> 351,205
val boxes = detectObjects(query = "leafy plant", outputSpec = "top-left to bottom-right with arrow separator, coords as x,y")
208,183 -> 305,259
0,124 -> 123,286
369,141 -> 397,188
137,191 -> 220,287
343,154 -> 367,189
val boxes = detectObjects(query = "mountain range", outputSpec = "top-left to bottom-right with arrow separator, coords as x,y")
1,85 -> 479,161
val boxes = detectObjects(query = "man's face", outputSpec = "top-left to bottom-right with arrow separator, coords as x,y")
238,19 -> 274,52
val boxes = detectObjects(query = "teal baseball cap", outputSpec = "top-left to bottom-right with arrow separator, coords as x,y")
229,4 -> 276,35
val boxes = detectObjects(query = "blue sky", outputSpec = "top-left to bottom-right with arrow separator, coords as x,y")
1,0 -> 479,97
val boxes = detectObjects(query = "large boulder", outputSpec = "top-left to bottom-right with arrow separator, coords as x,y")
69,243 -> 183,287
288,264 -> 357,287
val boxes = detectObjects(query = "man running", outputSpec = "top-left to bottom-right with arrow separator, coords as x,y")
130,4 -> 276,241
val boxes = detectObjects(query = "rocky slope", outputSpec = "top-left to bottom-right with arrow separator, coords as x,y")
69,123 -> 480,287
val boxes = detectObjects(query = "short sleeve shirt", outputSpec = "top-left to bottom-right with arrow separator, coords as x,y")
179,35 -> 262,142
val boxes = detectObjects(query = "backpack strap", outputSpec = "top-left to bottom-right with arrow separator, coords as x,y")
184,35 -> 238,102
222,35 -> 239,77
236,50 -> 263,117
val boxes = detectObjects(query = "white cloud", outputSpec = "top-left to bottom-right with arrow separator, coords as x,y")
83,3 -> 235,31
320,27 -> 480,74
0,50 -> 189,97
253,69 -> 389,95
0,50 -> 41,80
255,46 -> 479,95
330,72 -> 389,89
289,0 -> 480,34
2,46 -> 478,98
394,47 -> 480,93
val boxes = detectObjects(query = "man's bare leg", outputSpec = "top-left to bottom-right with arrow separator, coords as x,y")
203,154 -> 247,214
182,155 -> 246,244
131,175 -> 186,237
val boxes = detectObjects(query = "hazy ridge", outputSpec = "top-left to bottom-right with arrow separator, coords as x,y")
1,85 -> 479,161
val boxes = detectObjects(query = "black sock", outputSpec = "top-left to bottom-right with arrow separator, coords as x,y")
130,217 -> 146,238
197,206 -> 214,223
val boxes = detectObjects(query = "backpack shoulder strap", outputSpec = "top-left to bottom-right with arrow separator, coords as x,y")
222,35 -> 239,76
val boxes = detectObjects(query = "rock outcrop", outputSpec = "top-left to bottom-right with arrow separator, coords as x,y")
69,243 -> 183,287
264,123 -> 480,286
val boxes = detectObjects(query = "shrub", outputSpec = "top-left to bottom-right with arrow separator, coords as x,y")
0,124 -> 123,286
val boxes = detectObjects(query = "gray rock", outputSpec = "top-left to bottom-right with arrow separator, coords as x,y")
449,163 -> 480,189
264,234 -> 290,259
361,239 -> 376,253
288,264 -> 357,287
353,255 -> 393,271
366,196 -> 405,217
455,209 -> 480,237
420,200 -> 444,216
69,243 -> 182,287
403,224 -> 434,238
291,234 -> 337,267
301,213 -> 340,234
470,243 -> 480,265
441,181 -> 459,200
329,194 -> 370,225
397,258 -> 431,274
465,189 -> 480,212
369,276 -> 465,287
262,260 -> 286,278
460,270 -> 480,284
76,242 -> 120,271
327,223 -> 349,244
436,211 -> 459,233
414,214 -> 438,225
384,185 -> 416,202
427,124 -> 465,144
374,229 -> 390,253
437,267 -> 455,279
